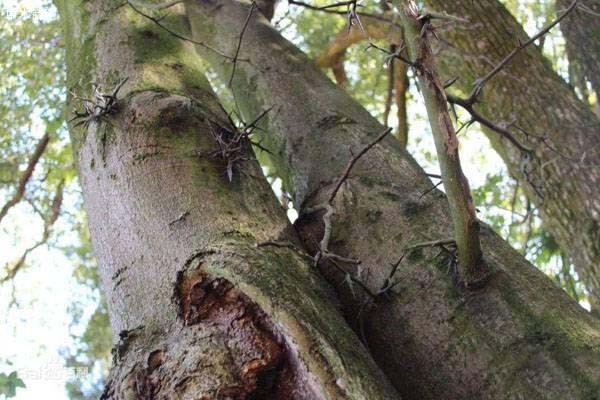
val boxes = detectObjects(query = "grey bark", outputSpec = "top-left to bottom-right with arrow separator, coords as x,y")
557,0 -> 600,105
55,1 -> 400,398
185,0 -> 600,398
424,0 -> 600,313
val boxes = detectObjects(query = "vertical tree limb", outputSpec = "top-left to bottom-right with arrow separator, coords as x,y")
398,1 -> 488,286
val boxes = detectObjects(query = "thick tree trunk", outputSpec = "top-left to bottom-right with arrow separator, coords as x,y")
55,1 -> 400,398
186,0 -> 600,398
557,0 -> 600,106
423,0 -> 600,312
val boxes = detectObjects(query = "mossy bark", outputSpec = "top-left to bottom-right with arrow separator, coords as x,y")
186,0 -> 600,398
424,0 -> 600,313
55,1 -> 400,398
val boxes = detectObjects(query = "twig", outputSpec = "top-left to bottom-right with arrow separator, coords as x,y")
446,94 -> 532,154
128,0 -> 182,10
304,128 -> 391,285
1,181 -> 64,283
461,0 -> 579,105
380,238 -> 456,294
228,1 -> 257,87
383,44 -> 396,128
329,127 -> 392,203
287,0 -> 398,27
419,180 -> 443,199
366,41 -> 416,67
0,133 -> 50,225
127,1 -> 236,61
256,240 -> 313,260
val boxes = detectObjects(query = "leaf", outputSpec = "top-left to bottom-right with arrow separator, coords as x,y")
0,371 -> 26,398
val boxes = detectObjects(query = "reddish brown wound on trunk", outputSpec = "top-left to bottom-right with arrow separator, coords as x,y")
173,269 -> 318,399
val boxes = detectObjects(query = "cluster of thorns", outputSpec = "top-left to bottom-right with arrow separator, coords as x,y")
206,107 -> 272,181
69,78 -> 128,129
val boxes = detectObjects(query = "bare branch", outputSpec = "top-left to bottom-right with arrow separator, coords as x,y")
380,238 -> 456,294
303,127 -> 391,290
128,0 -> 182,10
0,133 -> 50,226
127,1 -> 237,60
228,1 -> 257,87
287,0 -> 398,26
463,0 -> 579,104
383,44 -> 395,129
446,94 -> 532,154
1,180 -> 64,283
329,127 -> 392,203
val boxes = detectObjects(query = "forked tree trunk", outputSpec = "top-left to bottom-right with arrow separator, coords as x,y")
424,0 -> 600,313
186,0 -> 600,398
55,1 -> 400,398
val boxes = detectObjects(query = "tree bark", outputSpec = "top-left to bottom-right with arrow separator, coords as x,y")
186,0 -> 600,398
557,0 -> 600,107
423,0 -> 600,313
55,1 -> 400,398
315,20 -> 409,145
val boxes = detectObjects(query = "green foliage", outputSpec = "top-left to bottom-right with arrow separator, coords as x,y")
0,372 -> 25,399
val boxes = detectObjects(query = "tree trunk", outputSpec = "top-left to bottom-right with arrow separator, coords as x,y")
315,20 -> 409,145
423,0 -> 600,313
55,1 -> 401,398
557,0 -> 600,108
186,0 -> 600,398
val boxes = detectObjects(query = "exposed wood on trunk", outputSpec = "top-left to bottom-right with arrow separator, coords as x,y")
55,1 -> 400,398
186,0 -> 600,398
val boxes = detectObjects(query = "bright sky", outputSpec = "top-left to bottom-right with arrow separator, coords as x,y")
0,3 -> 90,400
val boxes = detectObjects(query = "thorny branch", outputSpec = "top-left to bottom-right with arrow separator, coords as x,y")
304,128 -> 391,297
128,0 -> 182,10
457,0 -> 579,106
328,127 -> 392,203
228,1 -> 257,87
397,0 -> 489,287
380,238 -> 457,294
441,0 -> 581,165
364,0 -> 583,170
287,0 -> 399,26
69,78 -> 128,129
204,107 -> 273,181
0,133 -> 50,226
127,1 -> 239,61
1,181 -> 64,283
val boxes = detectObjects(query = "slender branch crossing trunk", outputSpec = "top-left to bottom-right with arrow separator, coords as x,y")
55,1 -> 400,398
186,0 -> 600,398
424,0 -> 600,312
398,1 -> 487,286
